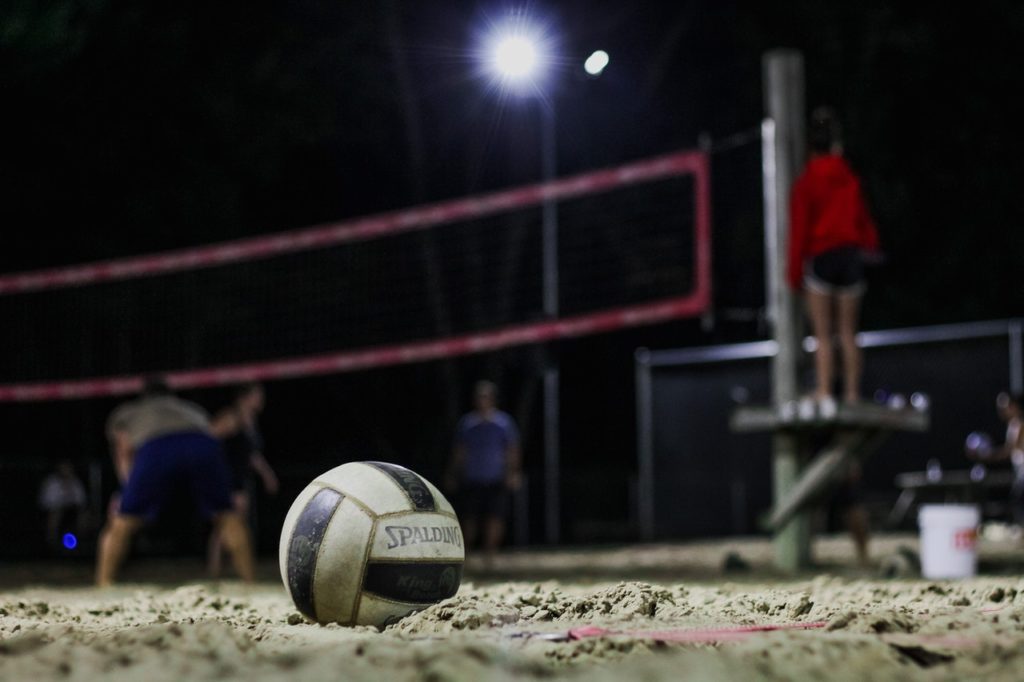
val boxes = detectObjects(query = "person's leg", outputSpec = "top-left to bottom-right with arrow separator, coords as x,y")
208,491 -> 249,577
462,516 -> 480,549
844,505 -> 871,565
45,509 -> 60,548
212,511 -> 255,582
480,484 -> 509,569
483,516 -> 506,555
459,484 -> 482,549
836,292 -> 864,403
805,289 -> 835,399
96,514 -> 144,586
99,441 -> 167,585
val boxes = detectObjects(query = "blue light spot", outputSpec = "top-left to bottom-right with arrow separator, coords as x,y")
62,533 -> 78,550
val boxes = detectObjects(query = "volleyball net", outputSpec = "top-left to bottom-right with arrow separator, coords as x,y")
0,149 -> 710,402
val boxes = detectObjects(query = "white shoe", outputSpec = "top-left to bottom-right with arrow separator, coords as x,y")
817,396 -> 838,420
798,396 -> 816,420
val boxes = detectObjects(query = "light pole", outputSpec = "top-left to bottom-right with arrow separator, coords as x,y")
487,27 -> 608,545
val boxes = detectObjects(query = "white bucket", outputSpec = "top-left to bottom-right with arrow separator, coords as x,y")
918,504 -> 980,579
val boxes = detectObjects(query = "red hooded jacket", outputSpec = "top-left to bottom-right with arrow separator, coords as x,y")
787,154 -> 879,290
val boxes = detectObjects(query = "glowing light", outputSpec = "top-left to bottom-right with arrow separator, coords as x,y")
62,532 -> 78,550
584,50 -> 609,76
493,35 -> 539,80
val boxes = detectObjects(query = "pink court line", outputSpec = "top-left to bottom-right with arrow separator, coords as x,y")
568,621 -> 827,644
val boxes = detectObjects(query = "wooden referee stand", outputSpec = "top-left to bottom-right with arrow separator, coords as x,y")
750,49 -> 931,571
731,402 -> 929,570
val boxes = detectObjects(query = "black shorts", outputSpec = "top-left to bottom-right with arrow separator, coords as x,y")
805,246 -> 866,296
459,482 -> 509,521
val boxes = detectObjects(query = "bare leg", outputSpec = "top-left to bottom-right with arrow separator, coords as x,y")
805,290 -> 835,399
483,516 -> 505,568
844,505 -> 871,565
836,293 -> 863,403
96,514 -> 144,586
462,516 -> 480,549
46,510 -> 60,548
213,512 -> 255,582
208,491 -> 249,577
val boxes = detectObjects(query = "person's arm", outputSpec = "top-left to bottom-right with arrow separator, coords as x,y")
504,420 -> 523,491
209,409 -> 240,439
505,442 -> 522,491
990,422 -> 1024,462
853,176 -> 880,252
445,443 -> 465,493
249,451 -> 279,495
787,176 -> 810,290
446,418 -> 466,492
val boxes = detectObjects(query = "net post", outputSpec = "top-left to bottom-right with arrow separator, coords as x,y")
635,347 -> 654,541
697,132 -> 715,334
539,100 -> 561,546
763,49 -> 809,571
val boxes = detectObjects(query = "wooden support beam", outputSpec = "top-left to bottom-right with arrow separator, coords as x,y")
767,428 -> 888,530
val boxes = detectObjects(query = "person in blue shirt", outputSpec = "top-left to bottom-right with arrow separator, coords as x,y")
446,381 -> 521,565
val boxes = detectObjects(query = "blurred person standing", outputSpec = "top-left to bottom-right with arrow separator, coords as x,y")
966,391 -> 1024,526
97,377 -> 254,585
788,106 -> 881,414
446,381 -> 522,566
38,459 -> 87,550
208,382 -> 278,576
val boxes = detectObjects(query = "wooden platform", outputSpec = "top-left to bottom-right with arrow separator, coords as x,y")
730,402 -> 931,536
730,401 -> 930,433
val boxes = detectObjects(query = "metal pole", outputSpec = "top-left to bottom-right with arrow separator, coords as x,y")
1010,320 -> 1023,396
540,100 -> 561,544
763,51 -> 805,406
541,103 -> 559,319
635,348 -> 655,540
763,49 -> 809,571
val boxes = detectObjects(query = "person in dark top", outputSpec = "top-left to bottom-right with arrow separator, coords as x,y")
446,381 -> 522,567
208,383 -> 278,576
788,107 -> 881,414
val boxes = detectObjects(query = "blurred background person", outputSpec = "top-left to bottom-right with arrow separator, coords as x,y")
446,380 -> 522,568
788,106 -> 881,414
966,391 -> 1024,527
38,459 -> 87,551
97,376 -> 254,585
208,382 -> 278,577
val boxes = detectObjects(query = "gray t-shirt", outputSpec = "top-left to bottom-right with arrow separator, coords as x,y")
106,395 -> 211,448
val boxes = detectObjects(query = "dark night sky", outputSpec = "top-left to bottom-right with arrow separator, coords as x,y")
5,1 -> 1024,321
3,1 -> 1024,549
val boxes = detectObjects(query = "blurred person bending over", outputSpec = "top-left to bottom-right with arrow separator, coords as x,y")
208,383 -> 278,576
96,377 -> 254,586
446,381 -> 522,565
788,107 -> 881,414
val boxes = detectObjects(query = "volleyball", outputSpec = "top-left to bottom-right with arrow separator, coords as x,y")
279,461 -> 464,627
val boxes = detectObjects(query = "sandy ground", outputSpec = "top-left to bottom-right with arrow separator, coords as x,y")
2,534 -> 1024,681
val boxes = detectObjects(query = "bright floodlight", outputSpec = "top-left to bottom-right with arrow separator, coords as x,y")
493,35 -> 539,80
584,50 -> 609,76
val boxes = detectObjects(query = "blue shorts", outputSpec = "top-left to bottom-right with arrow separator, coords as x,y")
119,431 -> 233,520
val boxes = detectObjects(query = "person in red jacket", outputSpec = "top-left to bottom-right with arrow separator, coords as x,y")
788,107 -> 880,412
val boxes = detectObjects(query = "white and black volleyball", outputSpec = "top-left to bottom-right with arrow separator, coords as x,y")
279,461 -> 463,627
